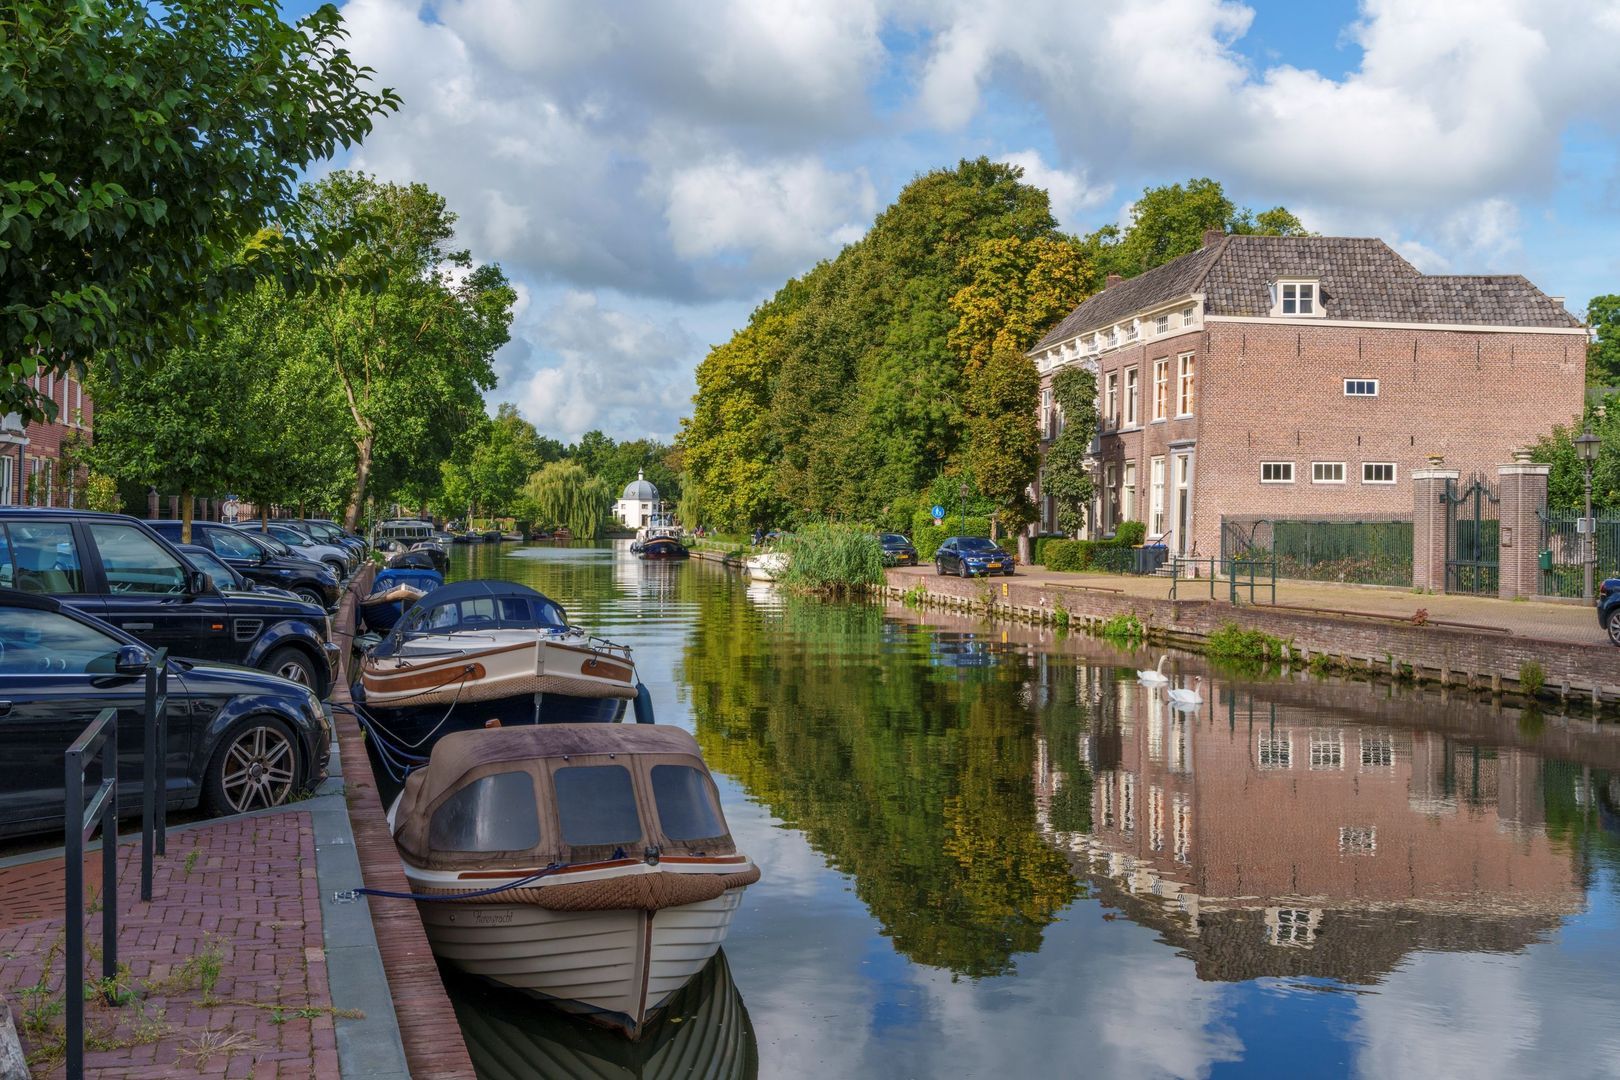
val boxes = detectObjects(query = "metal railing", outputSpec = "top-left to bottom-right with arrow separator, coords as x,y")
140,649 -> 169,901
1167,556 -> 1277,605
65,707 -> 119,1080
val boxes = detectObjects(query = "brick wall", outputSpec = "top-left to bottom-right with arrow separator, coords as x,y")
6,371 -> 94,506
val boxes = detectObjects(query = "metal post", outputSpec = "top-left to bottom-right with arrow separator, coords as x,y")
65,741 -> 83,1080
65,708 -> 119,1080
1585,460 -> 1596,602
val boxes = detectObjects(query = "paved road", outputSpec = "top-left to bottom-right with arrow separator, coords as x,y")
892,564 -> 1611,647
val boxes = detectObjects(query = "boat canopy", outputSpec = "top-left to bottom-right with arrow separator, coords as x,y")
387,579 -> 567,636
393,724 -> 735,870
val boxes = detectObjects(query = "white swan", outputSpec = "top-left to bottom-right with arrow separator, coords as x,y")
1167,676 -> 1203,706
1137,654 -> 1170,685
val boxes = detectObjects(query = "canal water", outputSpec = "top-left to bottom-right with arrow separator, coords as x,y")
435,542 -> 1620,1078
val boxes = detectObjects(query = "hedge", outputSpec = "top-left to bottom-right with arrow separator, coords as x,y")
1037,520 -> 1150,573
911,515 -> 993,560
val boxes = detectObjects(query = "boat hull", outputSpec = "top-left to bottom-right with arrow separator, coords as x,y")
351,682 -> 626,740
361,636 -> 637,712
637,537 -> 688,559
417,887 -> 746,1038
743,553 -> 787,581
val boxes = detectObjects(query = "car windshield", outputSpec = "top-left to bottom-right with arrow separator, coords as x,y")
882,534 -> 909,545
958,538 -> 1000,552
269,527 -> 310,546
242,530 -> 291,557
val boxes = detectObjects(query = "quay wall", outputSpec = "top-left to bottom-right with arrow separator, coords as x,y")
884,569 -> 1620,707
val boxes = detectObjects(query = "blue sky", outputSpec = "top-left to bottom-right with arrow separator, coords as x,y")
285,0 -> 1620,443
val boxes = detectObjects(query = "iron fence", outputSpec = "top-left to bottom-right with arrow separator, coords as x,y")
1221,516 -> 1413,587
65,707 -> 119,1080
1539,509 -> 1620,598
1168,556 -> 1278,604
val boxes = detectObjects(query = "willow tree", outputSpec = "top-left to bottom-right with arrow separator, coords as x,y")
521,461 -> 614,538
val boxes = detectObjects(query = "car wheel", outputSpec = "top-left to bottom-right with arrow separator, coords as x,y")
264,645 -> 318,689
1005,565 -> 1016,577
294,586 -> 325,608
203,715 -> 301,815
959,562 -> 970,579
325,559 -> 347,578
935,559 -> 945,577
1608,609 -> 1620,647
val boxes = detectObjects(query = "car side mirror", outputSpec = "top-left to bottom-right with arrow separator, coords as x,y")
114,644 -> 152,677
186,569 -> 212,595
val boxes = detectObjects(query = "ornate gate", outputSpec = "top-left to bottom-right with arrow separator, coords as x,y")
1443,474 -> 1500,595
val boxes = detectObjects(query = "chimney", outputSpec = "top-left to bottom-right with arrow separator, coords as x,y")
1203,228 -> 1224,248
1105,273 -> 1123,289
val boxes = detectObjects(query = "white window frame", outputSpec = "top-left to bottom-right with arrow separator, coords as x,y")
1176,352 -> 1195,417
1105,371 -> 1118,425
1260,461 -> 1294,484
1104,464 -> 1118,531
1149,455 -> 1166,537
1181,304 -> 1196,326
1362,462 -> 1397,485
1274,280 -> 1321,317
1122,461 -> 1137,522
1155,314 -> 1170,335
1125,320 -> 1139,342
1123,367 -> 1139,427
1151,358 -> 1169,422
1311,461 -> 1346,484
1344,378 -> 1379,397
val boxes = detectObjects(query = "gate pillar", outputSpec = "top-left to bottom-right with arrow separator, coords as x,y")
1498,452 -> 1551,600
1411,463 -> 1458,591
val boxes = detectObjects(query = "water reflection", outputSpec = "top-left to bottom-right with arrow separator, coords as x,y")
443,545 -> 1620,1077
450,951 -> 757,1079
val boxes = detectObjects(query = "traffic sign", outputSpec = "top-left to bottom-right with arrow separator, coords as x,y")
931,504 -> 945,522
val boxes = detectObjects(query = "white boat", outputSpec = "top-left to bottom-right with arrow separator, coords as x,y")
743,552 -> 788,582
356,580 -> 641,739
388,724 -> 760,1038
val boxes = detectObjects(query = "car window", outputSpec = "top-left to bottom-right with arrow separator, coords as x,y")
254,532 -> 292,556
0,607 -> 122,674
207,528 -> 262,561
959,538 -> 998,552
428,771 -> 540,853
7,521 -> 84,594
89,523 -> 186,594
883,534 -> 908,545
651,765 -> 726,840
553,765 -> 642,846
270,527 -> 311,547
0,525 -> 10,590
187,549 -> 237,591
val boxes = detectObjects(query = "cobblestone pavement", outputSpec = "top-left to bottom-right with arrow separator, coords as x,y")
893,564 -> 1611,647
0,813 -> 338,1079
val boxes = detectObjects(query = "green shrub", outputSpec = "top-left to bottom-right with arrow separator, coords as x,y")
1052,602 -> 1070,629
1114,520 -> 1147,547
1518,660 -> 1546,696
779,523 -> 885,596
1096,613 -> 1144,645
1206,622 -> 1290,663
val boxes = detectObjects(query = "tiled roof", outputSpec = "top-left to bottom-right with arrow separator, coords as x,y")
1032,235 -> 1580,351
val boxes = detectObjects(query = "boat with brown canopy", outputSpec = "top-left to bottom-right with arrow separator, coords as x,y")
387,724 -> 760,1039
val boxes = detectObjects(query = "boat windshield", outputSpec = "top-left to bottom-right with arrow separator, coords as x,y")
554,766 -> 643,846
428,771 -> 540,853
399,593 -> 567,635
651,765 -> 725,840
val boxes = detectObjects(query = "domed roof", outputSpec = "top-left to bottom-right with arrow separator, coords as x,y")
621,470 -> 659,502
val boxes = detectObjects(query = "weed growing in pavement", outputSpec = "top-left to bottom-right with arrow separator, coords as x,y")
177,1029 -> 261,1071
183,848 -> 201,875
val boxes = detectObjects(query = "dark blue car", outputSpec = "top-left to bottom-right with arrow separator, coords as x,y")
934,536 -> 1015,577
0,590 -> 331,839
1599,578 -> 1620,645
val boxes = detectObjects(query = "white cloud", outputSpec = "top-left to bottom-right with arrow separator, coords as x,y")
997,150 -> 1111,232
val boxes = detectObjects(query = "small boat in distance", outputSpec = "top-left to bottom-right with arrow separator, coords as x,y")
355,580 -> 641,742
389,724 -> 760,1039
744,551 -> 787,582
633,514 -> 688,560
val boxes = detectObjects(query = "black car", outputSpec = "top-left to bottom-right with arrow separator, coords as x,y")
880,533 -> 919,567
1599,578 -> 1620,645
177,543 -> 300,601
0,510 -> 339,696
0,591 -> 331,839
296,519 -> 367,560
935,536 -> 1015,577
149,520 -> 341,610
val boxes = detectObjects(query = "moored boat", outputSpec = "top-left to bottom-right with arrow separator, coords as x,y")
743,552 -> 787,582
633,517 -> 687,560
354,580 -> 641,742
388,724 -> 760,1039
359,567 -> 443,634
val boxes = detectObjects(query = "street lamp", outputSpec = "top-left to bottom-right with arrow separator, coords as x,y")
1576,430 -> 1600,601
959,483 -> 970,537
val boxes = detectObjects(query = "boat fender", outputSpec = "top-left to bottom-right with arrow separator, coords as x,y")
633,682 -> 655,724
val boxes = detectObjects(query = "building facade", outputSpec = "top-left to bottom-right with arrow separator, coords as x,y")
1029,233 -> 1586,559
613,471 -> 662,529
0,370 -> 94,506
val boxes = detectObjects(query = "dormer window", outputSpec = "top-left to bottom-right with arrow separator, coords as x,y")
1274,280 -> 1321,317
1155,314 -> 1169,334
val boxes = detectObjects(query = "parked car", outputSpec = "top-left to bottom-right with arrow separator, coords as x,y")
177,544 -> 300,601
148,520 -> 340,610
880,533 -> 919,567
240,522 -> 354,578
934,536 -> 1015,577
1599,578 -> 1620,645
0,510 -> 339,696
0,590 -> 332,839
297,519 -> 367,560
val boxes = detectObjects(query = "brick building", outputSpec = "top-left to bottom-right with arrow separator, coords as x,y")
0,370 -> 94,506
1028,233 -> 1586,559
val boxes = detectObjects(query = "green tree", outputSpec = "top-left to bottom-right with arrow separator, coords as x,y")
1586,295 -> 1620,386
520,460 -> 614,538
292,172 -> 516,527
964,340 -> 1041,539
1043,367 -> 1099,534
1530,395 -> 1620,511
1085,178 -> 1308,278
0,1 -> 398,422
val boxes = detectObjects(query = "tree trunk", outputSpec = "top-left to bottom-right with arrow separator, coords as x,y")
1017,531 -> 1031,565
180,487 -> 194,544
345,433 -> 373,531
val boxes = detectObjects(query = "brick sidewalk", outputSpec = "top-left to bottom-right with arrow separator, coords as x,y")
0,813 -> 337,1079
896,564 -> 1610,647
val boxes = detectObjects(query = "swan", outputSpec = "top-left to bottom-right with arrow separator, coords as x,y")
1137,654 -> 1170,684
1167,676 -> 1203,706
